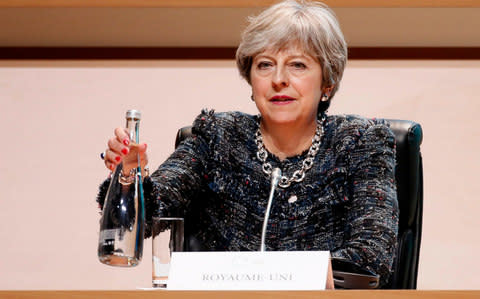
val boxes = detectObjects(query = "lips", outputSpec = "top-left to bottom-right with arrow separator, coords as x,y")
269,95 -> 295,103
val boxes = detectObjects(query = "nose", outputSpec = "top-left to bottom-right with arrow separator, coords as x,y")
272,66 -> 289,89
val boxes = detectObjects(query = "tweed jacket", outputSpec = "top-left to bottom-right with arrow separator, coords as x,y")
98,109 -> 398,285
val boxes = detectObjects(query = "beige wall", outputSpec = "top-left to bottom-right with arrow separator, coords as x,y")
0,59 -> 479,290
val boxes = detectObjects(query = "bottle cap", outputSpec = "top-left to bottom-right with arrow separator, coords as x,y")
126,110 -> 141,120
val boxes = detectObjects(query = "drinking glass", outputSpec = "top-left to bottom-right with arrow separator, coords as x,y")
152,217 -> 184,288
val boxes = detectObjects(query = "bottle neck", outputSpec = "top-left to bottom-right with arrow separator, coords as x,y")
126,118 -> 140,144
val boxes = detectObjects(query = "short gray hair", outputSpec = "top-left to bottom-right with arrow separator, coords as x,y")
236,0 -> 347,109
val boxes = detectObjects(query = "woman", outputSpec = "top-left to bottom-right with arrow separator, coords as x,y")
98,0 -> 398,287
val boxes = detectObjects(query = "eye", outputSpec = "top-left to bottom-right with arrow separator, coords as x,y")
257,61 -> 273,70
290,61 -> 307,69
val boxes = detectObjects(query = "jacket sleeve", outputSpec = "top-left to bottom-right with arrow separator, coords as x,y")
96,109 -> 215,238
331,121 -> 399,286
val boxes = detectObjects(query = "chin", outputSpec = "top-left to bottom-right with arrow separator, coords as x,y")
264,114 -> 299,125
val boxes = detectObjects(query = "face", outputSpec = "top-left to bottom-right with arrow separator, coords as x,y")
250,46 -> 326,128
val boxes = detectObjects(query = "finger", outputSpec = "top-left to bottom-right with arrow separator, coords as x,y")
108,136 -> 130,157
104,159 -> 116,171
104,149 -> 122,166
128,143 -> 147,154
138,143 -> 148,154
125,143 -> 149,172
125,143 -> 147,164
115,127 -> 131,146
131,143 -> 148,159
140,151 -> 149,169
139,144 -> 148,167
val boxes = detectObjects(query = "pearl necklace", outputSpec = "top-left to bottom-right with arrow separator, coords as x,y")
255,114 -> 326,188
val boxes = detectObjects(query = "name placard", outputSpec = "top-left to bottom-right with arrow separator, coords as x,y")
167,251 -> 330,290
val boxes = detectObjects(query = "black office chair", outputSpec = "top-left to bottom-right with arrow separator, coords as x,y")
174,118 -> 423,289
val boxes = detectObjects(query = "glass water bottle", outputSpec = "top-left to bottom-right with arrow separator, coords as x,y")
98,110 -> 145,267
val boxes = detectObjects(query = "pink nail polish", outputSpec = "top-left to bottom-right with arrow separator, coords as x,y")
122,148 -> 129,155
115,156 -> 121,162
123,139 -> 130,146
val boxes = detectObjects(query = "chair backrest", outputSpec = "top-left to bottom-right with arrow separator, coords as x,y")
383,119 -> 423,289
174,118 -> 423,289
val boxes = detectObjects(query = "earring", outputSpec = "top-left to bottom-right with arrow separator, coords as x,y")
321,94 -> 329,102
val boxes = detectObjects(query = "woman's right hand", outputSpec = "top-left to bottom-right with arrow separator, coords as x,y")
104,127 -> 148,176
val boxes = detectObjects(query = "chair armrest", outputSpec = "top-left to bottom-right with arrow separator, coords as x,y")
333,270 -> 380,289
332,257 -> 380,289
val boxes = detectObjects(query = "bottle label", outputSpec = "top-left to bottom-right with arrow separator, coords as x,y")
99,228 -> 118,246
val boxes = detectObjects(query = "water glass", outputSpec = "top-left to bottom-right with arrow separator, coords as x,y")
152,217 -> 184,288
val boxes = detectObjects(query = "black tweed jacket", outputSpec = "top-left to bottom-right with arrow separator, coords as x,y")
98,109 -> 398,285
